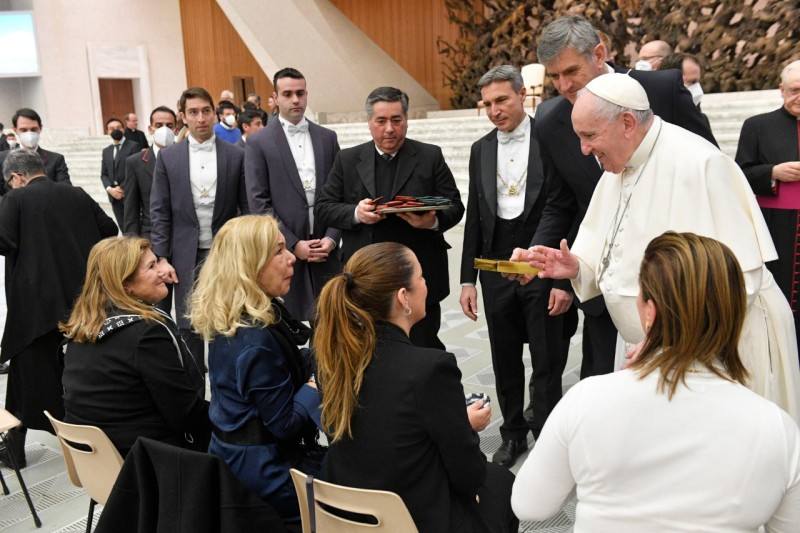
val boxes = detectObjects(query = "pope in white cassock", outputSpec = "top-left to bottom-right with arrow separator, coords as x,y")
516,73 -> 800,423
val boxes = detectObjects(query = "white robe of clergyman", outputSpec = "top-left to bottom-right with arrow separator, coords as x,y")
570,116 -> 800,424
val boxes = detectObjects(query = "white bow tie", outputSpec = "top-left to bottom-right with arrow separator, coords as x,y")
497,130 -> 526,145
287,123 -> 309,135
190,142 -> 213,153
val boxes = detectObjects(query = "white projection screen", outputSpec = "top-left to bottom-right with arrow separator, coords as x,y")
0,11 -> 39,77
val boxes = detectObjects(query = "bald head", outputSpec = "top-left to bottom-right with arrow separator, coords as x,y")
781,60 -> 800,117
639,40 -> 672,70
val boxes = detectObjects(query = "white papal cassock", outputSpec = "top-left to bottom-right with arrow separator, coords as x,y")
571,116 -> 800,424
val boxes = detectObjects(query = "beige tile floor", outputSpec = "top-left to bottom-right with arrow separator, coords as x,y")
0,225 -> 584,532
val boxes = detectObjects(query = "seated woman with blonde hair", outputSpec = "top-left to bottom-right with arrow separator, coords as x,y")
60,237 -> 209,456
190,215 -> 322,524
511,232 -> 800,532
317,242 -> 518,533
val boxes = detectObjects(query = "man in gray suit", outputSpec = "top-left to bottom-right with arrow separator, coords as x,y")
245,67 -> 341,321
151,87 -> 249,365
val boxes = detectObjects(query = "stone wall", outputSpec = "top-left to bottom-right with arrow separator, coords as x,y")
439,0 -> 800,108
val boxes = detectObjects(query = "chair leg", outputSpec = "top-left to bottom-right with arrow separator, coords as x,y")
0,466 -> 9,495
0,434 -> 41,528
86,498 -> 96,533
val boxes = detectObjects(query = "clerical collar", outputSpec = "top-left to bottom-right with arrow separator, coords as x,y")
279,116 -> 308,130
188,134 -> 215,147
626,116 -> 662,171
497,114 -> 531,142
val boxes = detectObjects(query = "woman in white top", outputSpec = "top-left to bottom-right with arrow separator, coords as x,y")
511,232 -> 800,532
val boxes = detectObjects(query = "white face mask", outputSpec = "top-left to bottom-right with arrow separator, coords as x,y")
7,139 -> 17,149
634,60 -> 653,71
686,82 -> 704,106
152,126 -> 175,148
223,115 -> 237,127
18,131 -> 40,149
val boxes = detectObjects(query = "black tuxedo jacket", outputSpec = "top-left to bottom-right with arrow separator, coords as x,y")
315,138 -> 465,304
321,323 -> 487,533
123,147 -> 156,236
101,140 -> 140,192
460,118 -> 550,284
0,146 -> 71,195
530,65 -> 718,312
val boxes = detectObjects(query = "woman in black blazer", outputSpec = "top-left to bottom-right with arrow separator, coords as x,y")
60,237 -> 209,456
316,242 -> 517,533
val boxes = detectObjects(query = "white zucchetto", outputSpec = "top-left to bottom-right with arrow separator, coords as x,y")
585,73 -> 650,111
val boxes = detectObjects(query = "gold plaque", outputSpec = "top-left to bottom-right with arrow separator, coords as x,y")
473,258 -> 540,275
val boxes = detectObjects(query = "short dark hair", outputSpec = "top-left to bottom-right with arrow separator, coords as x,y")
2,148 -> 45,182
661,53 -> 703,74
272,67 -> 305,92
242,101 -> 257,111
149,105 -> 177,125
179,87 -> 214,113
105,117 -> 123,129
365,87 -> 409,118
12,108 -> 42,128
216,100 -> 239,117
237,109 -> 262,131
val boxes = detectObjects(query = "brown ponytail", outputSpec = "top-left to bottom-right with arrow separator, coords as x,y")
314,242 -> 415,442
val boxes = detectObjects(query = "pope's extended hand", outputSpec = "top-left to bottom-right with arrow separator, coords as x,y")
529,239 -> 579,280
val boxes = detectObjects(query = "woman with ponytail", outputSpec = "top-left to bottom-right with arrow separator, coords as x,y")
316,242 -> 518,533
190,215 -> 322,526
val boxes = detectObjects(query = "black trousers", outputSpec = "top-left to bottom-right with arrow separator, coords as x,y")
409,301 -> 445,350
474,463 -> 519,533
481,271 -> 567,441
109,197 -> 124,231
579,307 -> 618,379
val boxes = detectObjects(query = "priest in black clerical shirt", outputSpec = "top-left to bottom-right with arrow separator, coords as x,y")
315,87 -> 464,349
736,60 -> 800,355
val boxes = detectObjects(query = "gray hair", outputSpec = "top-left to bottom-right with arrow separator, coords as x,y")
537,16 -> 600,65
781,59 -> 800,84
2,148 -> 45,183
577,88 -> 653,124
365,87 -> 409,118
477,65 -> 524,92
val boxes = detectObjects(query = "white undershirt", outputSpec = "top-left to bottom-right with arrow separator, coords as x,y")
188,134 -> 216,249
280,116 -> 317,232
496,114 -> 530,219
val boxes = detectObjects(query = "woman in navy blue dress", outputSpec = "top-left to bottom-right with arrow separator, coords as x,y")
190,215 -> 322,523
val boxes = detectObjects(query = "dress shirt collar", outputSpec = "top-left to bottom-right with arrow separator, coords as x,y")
374,143 -> 401,159
113,138 -> 125,147
626,116 -> 661,171
497,114 -> 531,144
152,144 -> 160,158
188,134 -> 216,149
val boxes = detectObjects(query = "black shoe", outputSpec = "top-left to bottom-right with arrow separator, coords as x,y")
0,443 -> 26,470
0,361 -> 9,375
491,438 -> 528,468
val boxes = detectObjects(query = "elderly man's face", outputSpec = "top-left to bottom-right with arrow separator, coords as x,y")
544,44 -> 607,104
781,70 -> 800,118
368,101 -> 408,154
481,80 -> 527,133
126,114 -> 138,129
572,95 -> 633,174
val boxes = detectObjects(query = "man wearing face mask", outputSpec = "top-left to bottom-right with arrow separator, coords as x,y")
101,117 -> 140,228
212,100 -> 242,144
661,53 -> 706,107
634,40 -> 672,71
3,131 -> 17,150
0,108 -> 71,195
0,123 -> 8,152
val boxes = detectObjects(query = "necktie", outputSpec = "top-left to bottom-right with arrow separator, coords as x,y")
190,142 -> 213,153
381,152 -> 393,161
287,122 -> 309,135
497,130 -> 525,144
113,144 -> 120,160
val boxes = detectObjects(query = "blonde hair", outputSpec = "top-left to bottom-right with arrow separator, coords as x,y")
60,237 -> 163,343
189,215 -> 281,340
315,242 -> 416,442
631,232 -> 749,398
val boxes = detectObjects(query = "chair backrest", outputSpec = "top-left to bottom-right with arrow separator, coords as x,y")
0,408 -> 22,433
43,411 -> 124,505
290,469 -> 418,533
521,63 -> 546,96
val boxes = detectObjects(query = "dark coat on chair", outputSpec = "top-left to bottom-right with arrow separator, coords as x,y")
123,147 -> 156,237
315,138 -> 464,305
150,138 -> 249,329
321,323 -> 490,533
0,178 -> 117,362
245,118 -> 342,320
0,146 -> 71,195
62,308 -> 209,456
94,438 -> 289,533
